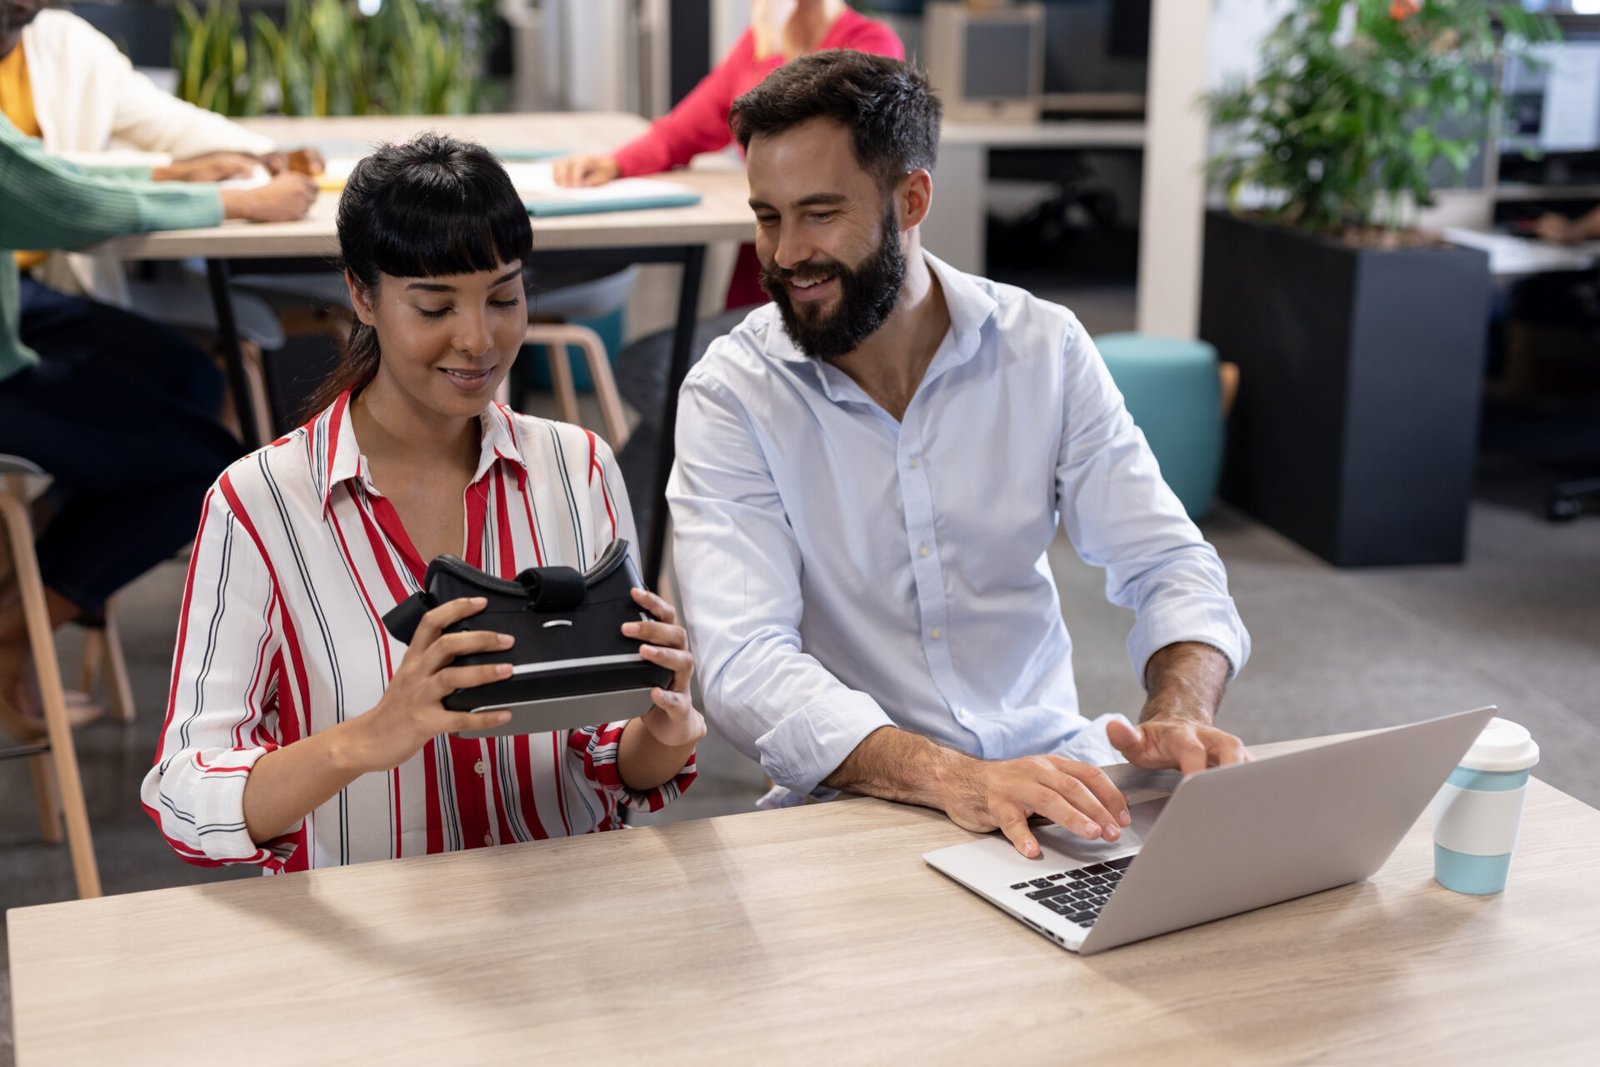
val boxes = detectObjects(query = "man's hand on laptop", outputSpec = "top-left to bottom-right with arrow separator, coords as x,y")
943,754 -> 1133,859
1106,717 -> 1248,776
823,727 -> 1131,859
1107,642 -> 1248,776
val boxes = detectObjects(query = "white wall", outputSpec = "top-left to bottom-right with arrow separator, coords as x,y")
1209,0 -> 1293,89
712,0 -> 750,64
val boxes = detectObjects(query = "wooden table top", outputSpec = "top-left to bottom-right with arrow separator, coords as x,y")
9,739 -> 1598,1064
91,112 -> 755,261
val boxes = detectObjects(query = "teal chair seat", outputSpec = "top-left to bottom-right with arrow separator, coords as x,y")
1094,332 -> 1223,521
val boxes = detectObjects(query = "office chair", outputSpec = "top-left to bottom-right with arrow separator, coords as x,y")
0,455 -> 102,899
1547,475 -> 1600,520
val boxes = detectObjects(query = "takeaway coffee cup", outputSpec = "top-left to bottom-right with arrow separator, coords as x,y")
1431,718 -> 1540,895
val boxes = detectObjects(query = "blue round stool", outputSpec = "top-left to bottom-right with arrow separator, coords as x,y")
1093,333 -> 1225,521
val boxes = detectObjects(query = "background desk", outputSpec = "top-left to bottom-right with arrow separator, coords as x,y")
91,112 -> 755,583
924,119 -> 1147,278
1442,227 -> 1600,277
9,738 -> 1597,1063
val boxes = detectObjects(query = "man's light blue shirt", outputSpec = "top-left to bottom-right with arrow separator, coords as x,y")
668,253 -> 1250,806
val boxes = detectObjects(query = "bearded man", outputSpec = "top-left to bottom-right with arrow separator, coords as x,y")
667,52 -> 1253,859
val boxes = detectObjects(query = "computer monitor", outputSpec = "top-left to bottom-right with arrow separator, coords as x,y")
1501,39 -> 1600,154
923,1 -> 1046,124
1498,36 -> 1600,185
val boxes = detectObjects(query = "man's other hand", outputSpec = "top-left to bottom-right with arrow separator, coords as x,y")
1106,716 -> 1249,777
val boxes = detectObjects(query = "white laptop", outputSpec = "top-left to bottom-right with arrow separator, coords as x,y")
924,706 -> 1496,955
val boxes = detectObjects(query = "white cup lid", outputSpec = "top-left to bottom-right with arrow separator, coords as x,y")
1459,717 -> 1540,773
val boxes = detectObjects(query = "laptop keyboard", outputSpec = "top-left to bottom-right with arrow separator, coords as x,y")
1008,855 -> 1135,928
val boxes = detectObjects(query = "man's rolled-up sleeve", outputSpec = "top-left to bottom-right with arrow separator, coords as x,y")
668,373 -> 894,803
1052,319 -> 1251,683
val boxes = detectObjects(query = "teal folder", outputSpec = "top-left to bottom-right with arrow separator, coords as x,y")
522,192 -> 703,217
492,147 -> 564,162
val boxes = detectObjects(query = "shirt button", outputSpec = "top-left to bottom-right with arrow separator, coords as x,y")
909,457 -> 920,469
483,833 -> 493,846
473,760 -> 486,776
930,627 -> 942,640
919,545 -> 931,558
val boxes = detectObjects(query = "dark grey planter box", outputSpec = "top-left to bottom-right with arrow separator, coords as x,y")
1199,211 -> 1491,566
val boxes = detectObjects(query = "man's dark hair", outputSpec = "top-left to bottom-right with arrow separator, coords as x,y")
730,50 -> 941,193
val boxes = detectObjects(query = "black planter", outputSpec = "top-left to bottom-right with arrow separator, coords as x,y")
1199,211 -> 1491,566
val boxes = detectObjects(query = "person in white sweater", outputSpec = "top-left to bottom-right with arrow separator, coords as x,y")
3,1 -> 322,303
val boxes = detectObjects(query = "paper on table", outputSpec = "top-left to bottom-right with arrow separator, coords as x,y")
218,164 -> 272,190
311,148 -> 565,192
506,162 -> 702,217
318,157 -> 361,192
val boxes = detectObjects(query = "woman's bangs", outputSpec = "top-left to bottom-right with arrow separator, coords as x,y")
369,172 -> 532,280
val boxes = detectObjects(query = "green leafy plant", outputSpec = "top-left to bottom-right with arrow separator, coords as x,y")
1207,0 -> 1559,236
174,0 -> 486,118
175,0 -> 252,116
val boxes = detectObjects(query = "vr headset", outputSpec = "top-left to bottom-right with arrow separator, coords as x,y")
382,539 -> 671,739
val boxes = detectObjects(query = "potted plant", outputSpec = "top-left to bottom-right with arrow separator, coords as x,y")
174,0 -> 488,117
1200,0 -> 1556,566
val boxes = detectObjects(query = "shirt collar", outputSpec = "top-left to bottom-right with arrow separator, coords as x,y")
765,250 -> 998,364
316,390 -> 530,516
764,251 -> 1000,401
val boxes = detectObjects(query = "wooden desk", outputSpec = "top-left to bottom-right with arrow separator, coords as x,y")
9,739 -> 1597,1063
92,113 -> 755,583
96,114 -> 754,263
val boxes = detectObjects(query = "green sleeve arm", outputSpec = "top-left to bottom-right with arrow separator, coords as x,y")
0,122 -> 221,251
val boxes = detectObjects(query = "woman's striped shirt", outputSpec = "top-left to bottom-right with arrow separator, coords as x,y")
141,391 -> 695,872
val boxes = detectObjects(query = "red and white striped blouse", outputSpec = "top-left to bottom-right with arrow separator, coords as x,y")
142,391 -> 696,872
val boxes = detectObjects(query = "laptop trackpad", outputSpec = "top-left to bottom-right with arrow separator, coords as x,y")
1033,793 -> 1170,866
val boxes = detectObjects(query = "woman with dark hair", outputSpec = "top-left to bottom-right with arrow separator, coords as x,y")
142,133 -> 703,872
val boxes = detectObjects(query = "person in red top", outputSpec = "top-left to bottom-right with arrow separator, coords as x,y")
554,0 -> 903,308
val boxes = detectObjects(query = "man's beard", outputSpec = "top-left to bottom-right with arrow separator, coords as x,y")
760,205 -> 906,361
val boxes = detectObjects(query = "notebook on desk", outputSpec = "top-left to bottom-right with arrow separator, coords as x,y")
309,148 -> 565,192
506,162 -> 702,217
924,706 -> 1496,955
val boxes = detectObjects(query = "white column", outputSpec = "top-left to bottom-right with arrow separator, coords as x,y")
1136,0 -> 1214,339
923,141 -> 985,275
564,0 -> 630,113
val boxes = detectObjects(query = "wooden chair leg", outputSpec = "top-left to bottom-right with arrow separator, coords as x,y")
77,600 -> 135,722
100,604 -> 135,723
240,339 -> 276,445
0,492 -> 101,898
528,324 -> 584,428
568,327 -> 631,449
78,628 -> 103,697
525,323 -> 629,448
29,752 -> 63,843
